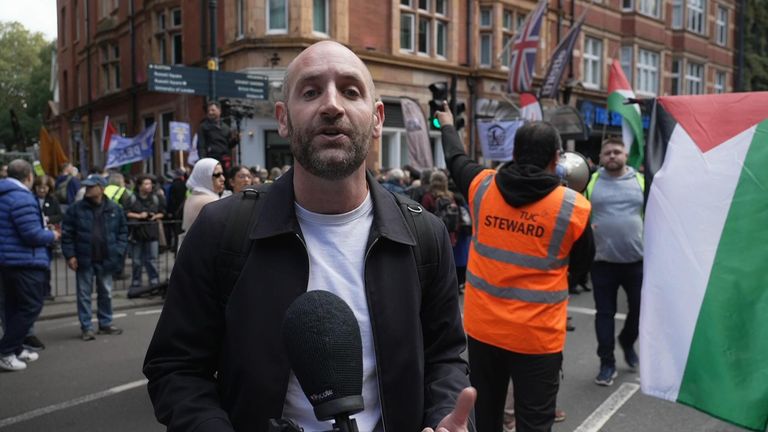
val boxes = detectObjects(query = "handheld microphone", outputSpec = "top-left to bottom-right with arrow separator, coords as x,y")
281,290 -> 364,432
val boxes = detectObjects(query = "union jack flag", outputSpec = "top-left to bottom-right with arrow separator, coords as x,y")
507,0 -> 548,94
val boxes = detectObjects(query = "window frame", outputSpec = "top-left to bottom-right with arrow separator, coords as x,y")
715,6 -> 728,46
639,0 -> 661,18
480,33 -> 492,67
267,0 -> 289,34
582,36 -> 603,89
622,0 -> 634,11
236,0 -> 246,38
636,48 -> 659,96
671,58 -> 682,95
687,0 -> 706,35
313,0 -> 329,35
714,70 -> 726,93
620,45 -> 634,85
435,20 -> 447,58
671,0 -> 683,29
686,62 -> 704,94
400,13 -> 416,52
480,8 -> 492,28
418,16 -> 431,55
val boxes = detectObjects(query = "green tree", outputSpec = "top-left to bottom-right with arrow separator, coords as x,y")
0,21 -> 52,151
744,0 -> 768,91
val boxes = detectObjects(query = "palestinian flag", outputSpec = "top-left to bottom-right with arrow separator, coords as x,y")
640,92 -> 768,431
519,93 -> 543,121
607,59 -> 644,168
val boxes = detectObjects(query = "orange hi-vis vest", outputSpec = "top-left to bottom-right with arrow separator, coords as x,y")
464,169 -> 591,354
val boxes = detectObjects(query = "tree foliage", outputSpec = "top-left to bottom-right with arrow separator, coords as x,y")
0,21 -> 53,151
744,0 -> 768,91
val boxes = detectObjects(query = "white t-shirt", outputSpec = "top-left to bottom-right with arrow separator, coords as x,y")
282,192 -> 382,432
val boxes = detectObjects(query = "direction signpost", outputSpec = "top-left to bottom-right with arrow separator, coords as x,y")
147,64 -> 269,100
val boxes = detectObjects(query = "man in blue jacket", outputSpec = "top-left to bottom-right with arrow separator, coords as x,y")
0,159 -> 60,371
62,174 -> 128,341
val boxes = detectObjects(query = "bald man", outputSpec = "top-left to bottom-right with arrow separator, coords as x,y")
145,41 -> 475,432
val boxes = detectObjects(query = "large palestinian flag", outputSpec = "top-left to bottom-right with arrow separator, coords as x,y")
640,92 -> 768,431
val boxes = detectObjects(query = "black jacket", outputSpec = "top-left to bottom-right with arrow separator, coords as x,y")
198,118 -> 235,161
143,169 -> 471,432
441,125 -> 594,275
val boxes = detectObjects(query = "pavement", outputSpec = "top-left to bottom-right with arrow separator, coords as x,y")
37,290 -> 165,321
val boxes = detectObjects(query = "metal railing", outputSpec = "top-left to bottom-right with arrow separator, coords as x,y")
48,219 -> 182,298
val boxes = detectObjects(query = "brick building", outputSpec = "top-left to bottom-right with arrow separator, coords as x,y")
52,0 -> 737,175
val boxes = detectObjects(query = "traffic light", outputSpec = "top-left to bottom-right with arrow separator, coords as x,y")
428,81 -> 448,130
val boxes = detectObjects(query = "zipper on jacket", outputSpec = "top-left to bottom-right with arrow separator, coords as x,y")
363,236 -> 388,432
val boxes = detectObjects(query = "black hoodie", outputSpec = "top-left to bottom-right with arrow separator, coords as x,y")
440,125 -> 594,275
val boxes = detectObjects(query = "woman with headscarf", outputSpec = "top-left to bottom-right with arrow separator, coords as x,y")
179,158 -> 225,246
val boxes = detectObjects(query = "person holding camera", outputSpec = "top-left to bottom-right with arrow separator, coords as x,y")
126,175 -> 165,293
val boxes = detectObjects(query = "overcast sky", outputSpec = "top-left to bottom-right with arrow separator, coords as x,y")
0,0 -> 58,41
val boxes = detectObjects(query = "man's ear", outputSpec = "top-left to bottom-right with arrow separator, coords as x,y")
372,101 -> 385,139
275,101 -> 289,138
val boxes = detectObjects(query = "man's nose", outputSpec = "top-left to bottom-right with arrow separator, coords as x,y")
319,87 -> 345,119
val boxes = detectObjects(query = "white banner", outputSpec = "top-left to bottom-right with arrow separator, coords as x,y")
477,120 -> 524,161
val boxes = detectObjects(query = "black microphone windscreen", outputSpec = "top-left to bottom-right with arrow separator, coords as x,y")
281,290 -> 364,421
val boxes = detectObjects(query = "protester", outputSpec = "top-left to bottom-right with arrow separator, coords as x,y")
585,137 -> 645,386
61,174 -> 128,341
104,172 -> 132,208
197,101 -> 238,169
125,175 -> 165,292
33,174 -> 62,302
54,162 -> 81,205
226,165 -> 252,194
0,160 -> 60,371
438,105 -> 594,432
178,158 -> 224,248
380,168 -> 407,195
144,40 -> 475,432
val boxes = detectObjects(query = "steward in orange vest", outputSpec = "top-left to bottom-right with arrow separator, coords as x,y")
438,105 -> 594,432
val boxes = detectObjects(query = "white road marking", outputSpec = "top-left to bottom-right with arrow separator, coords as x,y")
134,309 -> 162,316
568,305 -> 627,321
0,379 -> 148,428
573,382 -> 640,432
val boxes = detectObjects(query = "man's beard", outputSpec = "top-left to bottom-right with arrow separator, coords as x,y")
286,111 -> 372,181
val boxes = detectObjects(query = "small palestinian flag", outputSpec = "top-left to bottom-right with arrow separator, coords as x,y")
607,59 -> 644,168
640,92 -> 768,431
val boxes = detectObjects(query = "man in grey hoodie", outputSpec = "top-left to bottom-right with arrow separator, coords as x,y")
585,137 -> 645,387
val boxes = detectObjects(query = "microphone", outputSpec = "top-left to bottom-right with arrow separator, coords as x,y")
281,290 -> 364,432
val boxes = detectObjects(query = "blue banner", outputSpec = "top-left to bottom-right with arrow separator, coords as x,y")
105,123 -> 157,169
169,121 -> 191,151
477,120 -> 524,161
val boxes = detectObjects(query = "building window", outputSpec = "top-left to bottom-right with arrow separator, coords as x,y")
501,34 -> 512,66
716,6 -> 728,46
74,0 -> 80,41
60,7 -> 66,45
686,62 -> 704,94
622,0 -> 634,11
435,0 -> 447,15
313,0 -> 329,34
480,33 -> 492,67
582,37 -> 602,89
400,2 -> 448,58
236,0 -> 245,38
156,9 -> 182,64
636,49 -> 659,95
503,10 -> 513,30
480,8 -> 492,27
621,45 -> 633,84
418,17 -> 431,54
714,71 -> 726,93
268,0 -> 288,32
639,0 -> 661,17
672,0 -> 683,28
436,20 -> 447,57
687,0 -> 706,34
100,0 -> 118,18
400,13 -> 415,51
671,59 -> 682,95
516,12 -> 526,30
101,42 -> 120,93
171,8 -> 182,27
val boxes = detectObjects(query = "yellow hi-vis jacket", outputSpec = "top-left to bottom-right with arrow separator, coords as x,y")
464,169 -> 591,354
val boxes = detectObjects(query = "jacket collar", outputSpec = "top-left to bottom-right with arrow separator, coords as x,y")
250,168 -> 416,246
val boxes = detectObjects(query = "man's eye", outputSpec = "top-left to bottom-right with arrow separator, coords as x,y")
302,89 -> 319,98
343,88 -> 361,98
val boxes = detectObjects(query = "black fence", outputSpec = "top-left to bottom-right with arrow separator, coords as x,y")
48,220 -> 181,299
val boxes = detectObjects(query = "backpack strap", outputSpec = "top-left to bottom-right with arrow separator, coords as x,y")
392,193 -> 439,288
216,184 -> 270,307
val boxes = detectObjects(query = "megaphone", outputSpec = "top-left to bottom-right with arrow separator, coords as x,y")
556,151 -> 591,193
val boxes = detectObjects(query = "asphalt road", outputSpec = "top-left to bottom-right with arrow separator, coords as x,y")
0,293 -> 754,432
